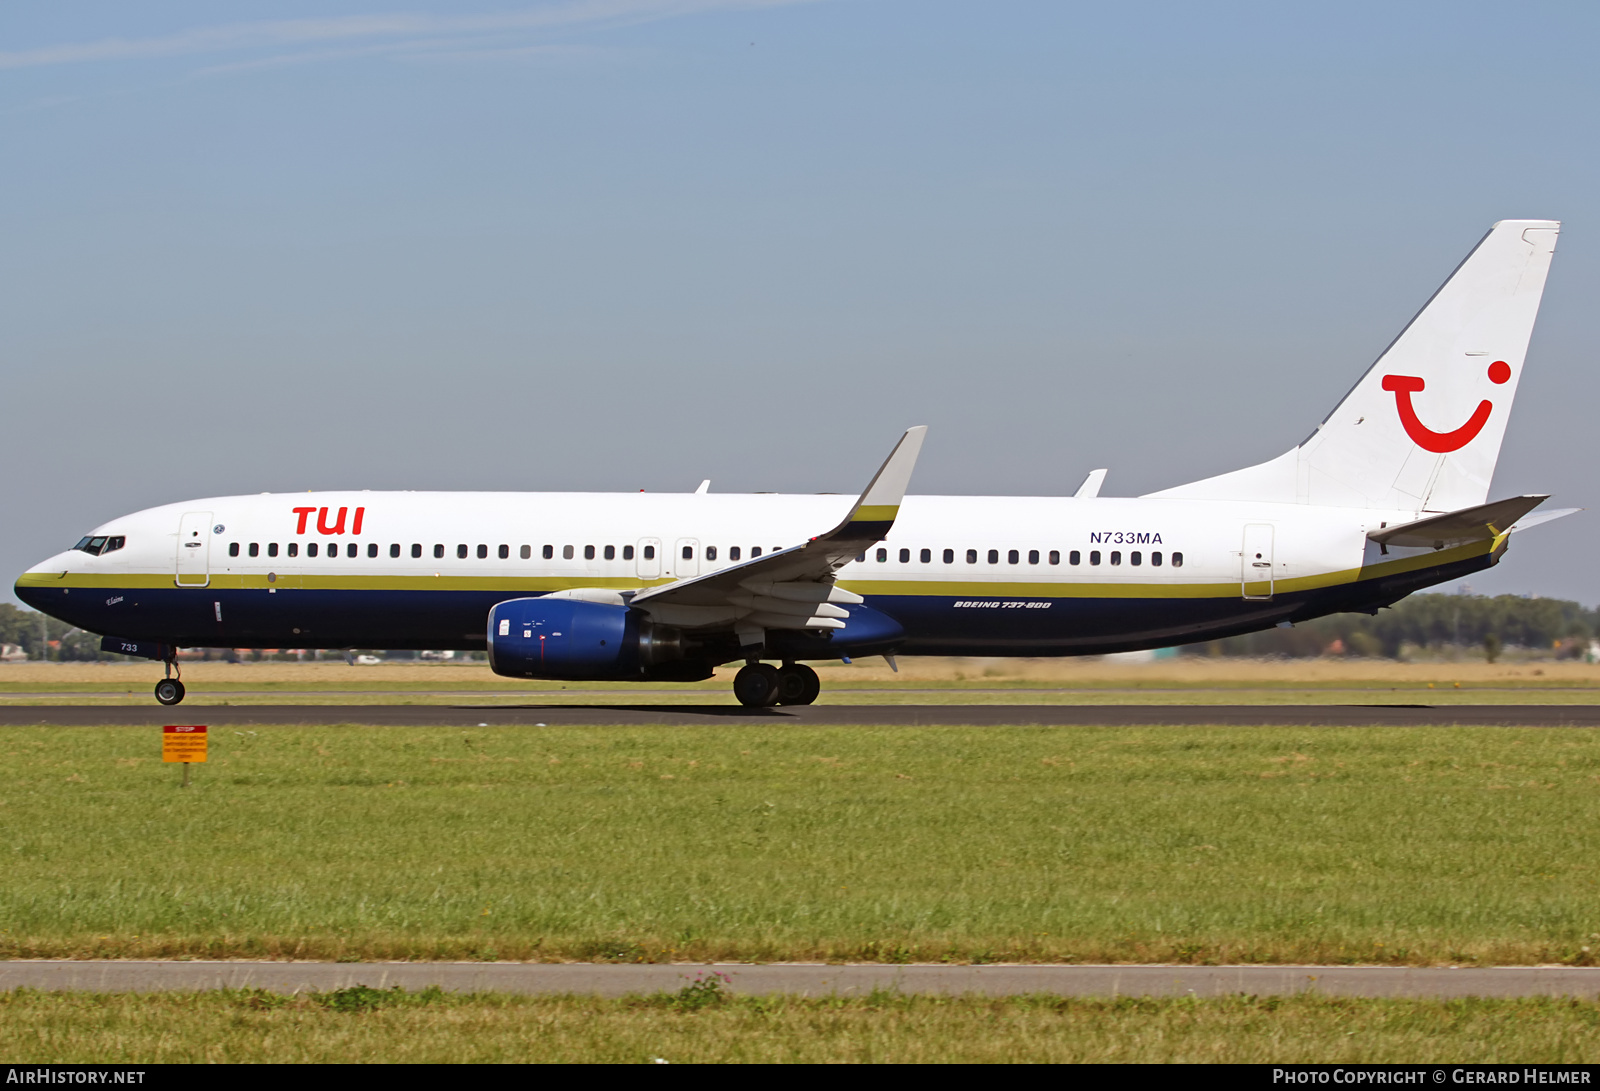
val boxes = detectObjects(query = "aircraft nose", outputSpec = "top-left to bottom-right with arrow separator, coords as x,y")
15,552 -> 73,611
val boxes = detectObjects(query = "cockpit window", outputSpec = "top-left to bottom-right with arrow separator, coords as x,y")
72,535 -> 125,556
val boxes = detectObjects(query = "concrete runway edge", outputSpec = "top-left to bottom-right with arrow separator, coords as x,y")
4,962 -> 1600,999
2,704 -> 1599,727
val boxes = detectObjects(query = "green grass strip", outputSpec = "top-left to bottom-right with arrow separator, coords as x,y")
2,723 -> 1599,964
3,988 -> 1598,1063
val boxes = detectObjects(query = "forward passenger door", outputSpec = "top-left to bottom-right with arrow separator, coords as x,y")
175,511 -> 213,588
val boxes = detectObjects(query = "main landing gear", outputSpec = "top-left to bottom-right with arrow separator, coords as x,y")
733,661 -> 820,708
154,654 -> 185,706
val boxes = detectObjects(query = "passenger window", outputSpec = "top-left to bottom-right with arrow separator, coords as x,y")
288,543 -> 299,558
249,543 -> 260,558
581,545 -> 593,560
308,543 -> 319,558
390,544 -> 400,558
1130,551 -> 1141,566
705,546 -> 717,561
967,549 -> 978,564
521,545 -> 531,560
1028,549 -> 1039,564
268,543 -> 279,558
987,549 -> 999,564
498,544 -> 509,560
683,545 -> 694,561
476,544 -> 487,559
1172,552 -> 1184,567
1049,550 -> 1060,565
623,545 -> 635,561
899,548 -> 910,563
411,544 -> 421,558
751,547 -> 762,557
920,548 -> 931,563
604,545 -> 615,561
729,546 -> 740,561
563,545 -> 575,560
1089,550 -> 1100,565
943,549 -> 955,564
543,545 -> 554,559
856,553 -> 866,563
458,545 -> 469,559
876,548 -> 888,562
330,541 -> 340,557
1068,550 -> 1079,565
1152,551 -> 1162,566
643,545 -> 655,560
229,543 -> 240,557
1110,551 -> 1121,565
1008,550 -> 1019,565
348,543 -> 358,558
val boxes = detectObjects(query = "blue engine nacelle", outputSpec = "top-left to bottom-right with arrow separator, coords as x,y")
487,598 -> 686,680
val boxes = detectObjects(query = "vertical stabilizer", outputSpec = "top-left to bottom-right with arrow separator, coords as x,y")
1146,221 -> 1558,512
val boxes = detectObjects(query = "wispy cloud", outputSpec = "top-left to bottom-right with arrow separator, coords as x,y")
0,0 -> 817,71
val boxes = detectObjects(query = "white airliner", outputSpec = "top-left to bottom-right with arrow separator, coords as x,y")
17,220 -> 1575,707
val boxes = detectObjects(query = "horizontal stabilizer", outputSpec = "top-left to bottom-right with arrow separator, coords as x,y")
1367,495 -> 1548,549
1508,507 -> 1581,534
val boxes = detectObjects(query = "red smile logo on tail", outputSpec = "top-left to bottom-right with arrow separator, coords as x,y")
1382,360 -> 1511,453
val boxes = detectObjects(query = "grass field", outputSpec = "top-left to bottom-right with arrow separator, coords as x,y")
5,988 -> 1599,1063
2,720 -> 1598,965
3,657 -> 1599,704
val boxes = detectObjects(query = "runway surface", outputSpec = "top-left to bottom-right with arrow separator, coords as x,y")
4,961 -> 1600,998
2,704 -> 1599,726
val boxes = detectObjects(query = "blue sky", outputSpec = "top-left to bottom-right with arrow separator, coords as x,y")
4,1 -> 1599,604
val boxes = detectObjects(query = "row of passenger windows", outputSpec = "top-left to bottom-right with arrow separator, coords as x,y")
224,542 -> 785,561
861,547 -> 1183,567
225,541 -> 1181,568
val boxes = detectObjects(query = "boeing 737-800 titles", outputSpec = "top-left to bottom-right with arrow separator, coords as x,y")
16,220 -> 1575,707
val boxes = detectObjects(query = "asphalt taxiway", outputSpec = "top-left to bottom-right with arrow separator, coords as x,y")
1,704 -> 1598,726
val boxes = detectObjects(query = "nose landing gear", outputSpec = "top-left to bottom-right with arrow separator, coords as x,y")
153,654 -> 185,706
732,661 -> 820,707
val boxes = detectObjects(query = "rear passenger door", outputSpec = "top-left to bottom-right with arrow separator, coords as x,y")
1241,524 -> 1275,600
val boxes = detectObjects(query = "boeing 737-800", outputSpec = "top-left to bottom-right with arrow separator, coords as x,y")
16,220 -> 1574,707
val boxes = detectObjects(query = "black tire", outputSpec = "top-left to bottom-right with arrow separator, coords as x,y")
733,663 -> 780,707
154,679 -> 186,706
776,664 -> 821,705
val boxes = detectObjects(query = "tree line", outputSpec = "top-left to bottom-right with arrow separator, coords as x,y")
1184,593 -> 1596,659
0,592 -> 1593,662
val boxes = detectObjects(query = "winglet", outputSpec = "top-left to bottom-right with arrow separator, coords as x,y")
825,426 -> 928,540
1074,468 -> 1107,498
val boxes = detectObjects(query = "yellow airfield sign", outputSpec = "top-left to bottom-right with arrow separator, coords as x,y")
162,725 -> 208,763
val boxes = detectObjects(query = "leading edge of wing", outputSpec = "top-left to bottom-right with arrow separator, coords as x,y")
630,426 -> 928,614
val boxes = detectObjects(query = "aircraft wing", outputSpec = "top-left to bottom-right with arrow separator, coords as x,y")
1367,495 -> 1549,550
629,427 -> 927,642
